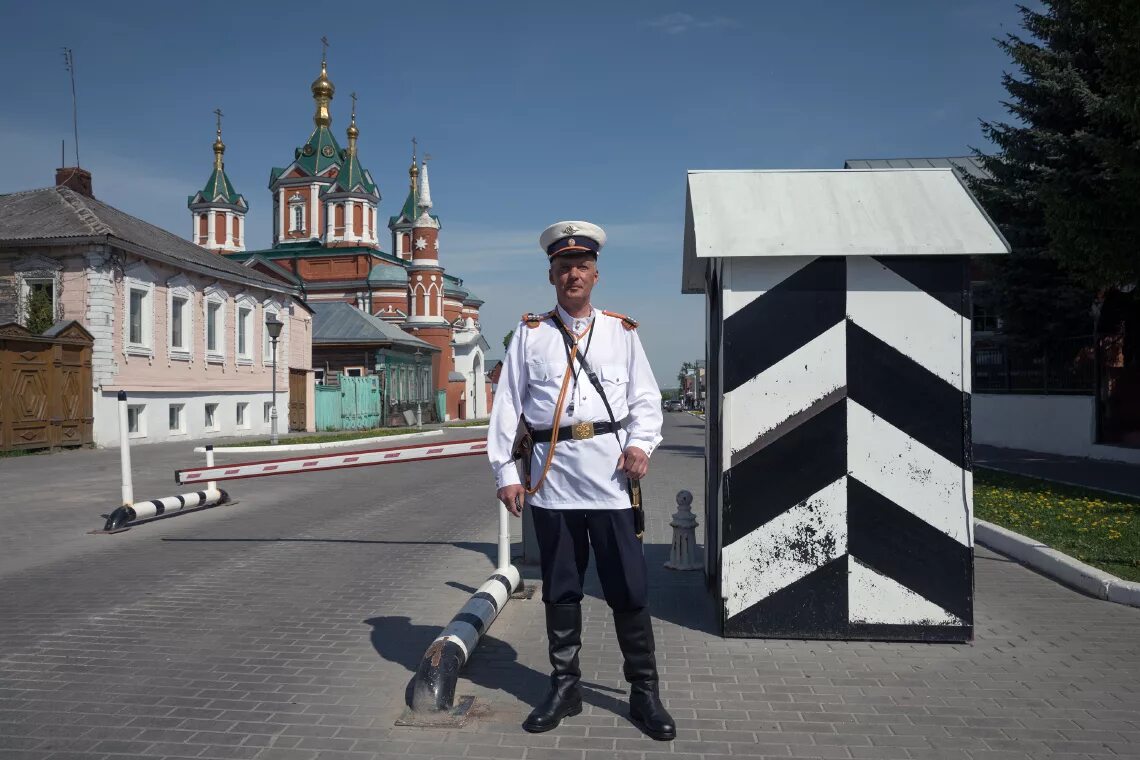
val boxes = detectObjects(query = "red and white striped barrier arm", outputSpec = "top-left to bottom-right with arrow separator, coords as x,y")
175,437 -> 488,485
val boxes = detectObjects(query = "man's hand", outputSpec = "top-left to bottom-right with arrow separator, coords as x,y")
497,484 -> 526,517
617,446 -> 650,480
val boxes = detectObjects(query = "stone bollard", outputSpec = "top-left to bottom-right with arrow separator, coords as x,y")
664,490 -> 702,571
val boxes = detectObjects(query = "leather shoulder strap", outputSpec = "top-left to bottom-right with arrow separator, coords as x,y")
602,310 -> 638,330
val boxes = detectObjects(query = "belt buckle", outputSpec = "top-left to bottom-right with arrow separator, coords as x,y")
572,422 -> 595,440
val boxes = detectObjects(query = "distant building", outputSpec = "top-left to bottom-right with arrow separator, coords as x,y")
191,52 -> 490,420
0,170 -> 314,447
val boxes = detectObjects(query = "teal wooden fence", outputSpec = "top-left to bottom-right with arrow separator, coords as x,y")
314,376 -> 382,431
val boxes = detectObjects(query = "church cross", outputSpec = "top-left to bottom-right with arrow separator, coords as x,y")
213,108 -> 223,135
321,36 -> 329,64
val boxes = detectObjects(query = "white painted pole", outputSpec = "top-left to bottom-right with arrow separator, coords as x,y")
497,500 -> 511,571
118,391 -> 133,507
205,444 -> 216,492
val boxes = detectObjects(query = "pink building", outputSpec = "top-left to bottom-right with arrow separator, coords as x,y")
0,169 -> 315,446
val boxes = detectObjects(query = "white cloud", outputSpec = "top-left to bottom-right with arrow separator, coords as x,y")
646,12 -> 739,35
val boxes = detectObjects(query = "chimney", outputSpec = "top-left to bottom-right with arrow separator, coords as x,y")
55,167 -> 93,198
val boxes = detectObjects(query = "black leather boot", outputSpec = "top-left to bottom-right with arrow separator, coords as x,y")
613,608 -> 675,741
523,603 -> 583,733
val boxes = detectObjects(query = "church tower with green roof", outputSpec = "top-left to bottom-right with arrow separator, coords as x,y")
188,112 -> 248,253
267,52 -> 381,250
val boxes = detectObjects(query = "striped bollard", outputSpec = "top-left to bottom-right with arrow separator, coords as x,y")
401,500 -> 522,724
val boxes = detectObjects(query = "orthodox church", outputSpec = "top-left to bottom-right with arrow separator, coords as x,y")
186,53 -> 490,421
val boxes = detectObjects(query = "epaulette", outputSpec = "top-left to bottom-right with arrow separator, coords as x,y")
603,310 -> 638,331
522,311 -> 553,329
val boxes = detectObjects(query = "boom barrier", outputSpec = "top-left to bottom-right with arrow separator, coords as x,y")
175,437 -> 489,485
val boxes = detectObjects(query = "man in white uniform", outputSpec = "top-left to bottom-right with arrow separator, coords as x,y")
487,221 -> 674,740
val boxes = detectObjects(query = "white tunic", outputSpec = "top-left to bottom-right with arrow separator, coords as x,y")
487,305 -> 664,510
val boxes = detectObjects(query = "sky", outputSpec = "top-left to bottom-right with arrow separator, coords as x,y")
0,0 -> 1032,384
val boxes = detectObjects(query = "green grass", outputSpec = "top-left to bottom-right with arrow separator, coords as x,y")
974,468 -> 1140,582
445,420 -> 490,428
228,428 -> 419,447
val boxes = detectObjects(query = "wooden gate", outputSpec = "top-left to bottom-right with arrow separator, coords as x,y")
313,375 -> 381,431
0,322 -> 94,453
288,369 -> 307,432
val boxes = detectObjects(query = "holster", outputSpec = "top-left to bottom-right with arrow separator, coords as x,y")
511,416 -> 534,489
629,478 -> 645,541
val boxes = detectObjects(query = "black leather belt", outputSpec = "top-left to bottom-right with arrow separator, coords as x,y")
532,420 -> 623,443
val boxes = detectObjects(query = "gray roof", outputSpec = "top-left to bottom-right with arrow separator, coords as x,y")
368,264 -> 409,284
310,302 -> 435,350
0,186 -> 294,294
843,156 -> 991,180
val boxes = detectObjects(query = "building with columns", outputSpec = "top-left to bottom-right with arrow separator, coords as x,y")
190,53 -> 490,421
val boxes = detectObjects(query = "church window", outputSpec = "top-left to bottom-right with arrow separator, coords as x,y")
291,204 -> 305,233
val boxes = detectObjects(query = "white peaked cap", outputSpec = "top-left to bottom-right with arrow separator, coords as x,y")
539,220 -> 607,257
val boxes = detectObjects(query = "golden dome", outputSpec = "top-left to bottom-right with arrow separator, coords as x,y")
311,61 -> 335,99
212,128 -> 225,171
311,60 -> 334,128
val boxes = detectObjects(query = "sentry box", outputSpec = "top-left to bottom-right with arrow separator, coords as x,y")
681,169 -> 1009,641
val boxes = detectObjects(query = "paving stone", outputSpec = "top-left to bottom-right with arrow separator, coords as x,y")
0,419 -> 1138,760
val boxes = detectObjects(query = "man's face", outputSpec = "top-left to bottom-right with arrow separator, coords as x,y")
548,253 -> 599,302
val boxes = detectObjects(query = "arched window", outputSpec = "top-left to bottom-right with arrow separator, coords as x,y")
292,205 -> 304,232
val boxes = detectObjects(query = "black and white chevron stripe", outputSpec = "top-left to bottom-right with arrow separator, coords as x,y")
719,256 -> 972,641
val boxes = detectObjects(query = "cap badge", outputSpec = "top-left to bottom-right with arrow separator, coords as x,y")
567,238 -> 575,246
561,224 -> 578,236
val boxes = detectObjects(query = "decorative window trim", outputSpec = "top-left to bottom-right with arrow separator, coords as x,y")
235,293 -> 257,366
13,255 -> 63,329
204,284 -> 228,363
123,262 -> 156,357
166,275 -> 194,361
288,193 -> 306,233
262,298 -> 288,366
204,402 -> 220,432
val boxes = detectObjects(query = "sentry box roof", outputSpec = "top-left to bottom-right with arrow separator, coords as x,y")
681,168 -> 1009,294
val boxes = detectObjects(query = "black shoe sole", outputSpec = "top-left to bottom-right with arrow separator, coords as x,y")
522,703 -> 582,733
630,713 -> 676,741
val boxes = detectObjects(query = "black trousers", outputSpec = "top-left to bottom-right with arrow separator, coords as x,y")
532,507 -> 648,612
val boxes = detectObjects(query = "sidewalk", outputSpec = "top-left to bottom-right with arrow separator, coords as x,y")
975,443 -> 1140,499
443,417 -> 1140,759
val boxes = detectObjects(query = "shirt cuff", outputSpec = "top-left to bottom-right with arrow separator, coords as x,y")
495,460 -> 523,489
626,438 -> 659,458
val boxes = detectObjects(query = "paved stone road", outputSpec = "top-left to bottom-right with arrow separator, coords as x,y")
1,416 -> 1138,760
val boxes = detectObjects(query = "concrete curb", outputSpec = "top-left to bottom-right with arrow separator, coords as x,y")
974,519 -> 1140,608
193,429 -> 444,454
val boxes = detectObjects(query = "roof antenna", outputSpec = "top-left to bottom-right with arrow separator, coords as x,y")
61,47 -> 81,167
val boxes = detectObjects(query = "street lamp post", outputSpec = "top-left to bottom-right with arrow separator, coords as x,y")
265,314 -> 284,445
413,348 -> 423,429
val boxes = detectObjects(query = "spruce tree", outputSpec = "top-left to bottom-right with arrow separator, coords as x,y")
970,0 -> 1140,348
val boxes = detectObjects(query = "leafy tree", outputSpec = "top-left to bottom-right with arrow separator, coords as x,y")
676,361 -> 692,389
970,0 -> 1140,349
24,287 -> 55,334
503,329 -> 514,350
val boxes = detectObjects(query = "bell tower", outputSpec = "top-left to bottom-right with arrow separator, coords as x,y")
188,109 -> 248,253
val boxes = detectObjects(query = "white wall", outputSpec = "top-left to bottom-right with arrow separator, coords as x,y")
972,393 -> 1140,464
94,390 -> 285,447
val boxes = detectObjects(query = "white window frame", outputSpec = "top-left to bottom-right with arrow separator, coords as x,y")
263,305 -> 280,363
127,404 -> 147,439
123,263 -> 155,357
204,402 -> 220,432
235,294 -> 256,365
204,284 -> 227,363
13,254 -> 63,329
263,401 -> 274,425
289,193 -> 305,232
263,299 -> 287,366
236,401 -> 249,429
167,276 -> 194,361
168,403 -> 186,435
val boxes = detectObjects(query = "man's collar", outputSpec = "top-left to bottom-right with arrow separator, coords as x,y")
556,303 -> 595,329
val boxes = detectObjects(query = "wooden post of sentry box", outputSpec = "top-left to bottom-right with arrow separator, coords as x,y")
682,167 -> 1010,642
